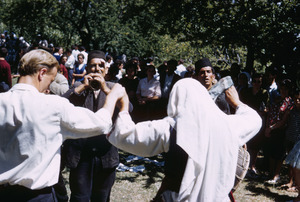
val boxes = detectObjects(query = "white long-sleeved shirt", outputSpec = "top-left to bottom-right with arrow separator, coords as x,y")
65,54 -> 76,69
0,84 -> 112,189
136,77 -> 161,98
80,51 -> 88,64
175,64 -> 187,78
72,49 -> 80,62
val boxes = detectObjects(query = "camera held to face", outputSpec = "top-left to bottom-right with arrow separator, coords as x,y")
89,79 -> 101,91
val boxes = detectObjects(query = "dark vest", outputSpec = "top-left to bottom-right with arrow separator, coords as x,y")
61,81 -> 119,169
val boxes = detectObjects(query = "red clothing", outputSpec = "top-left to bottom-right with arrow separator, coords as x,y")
268,97 -> 294,126
0,59 -> 12,88
60,64 -> 68,80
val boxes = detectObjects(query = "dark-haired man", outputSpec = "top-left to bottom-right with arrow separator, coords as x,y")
194,58 -> 230,114
159,59 -> 181,117
62,50 -> 122,202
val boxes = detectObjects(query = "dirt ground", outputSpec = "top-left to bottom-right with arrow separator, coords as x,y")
62,152 -> 298,202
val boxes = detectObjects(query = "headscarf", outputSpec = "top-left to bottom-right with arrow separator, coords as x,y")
167,78 -> 261,201
167,78 -> 224,166
238,71 -> 252,86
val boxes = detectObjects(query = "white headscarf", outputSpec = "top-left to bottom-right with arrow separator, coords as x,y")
168,78 -> 226,166
167,78 -> 261,201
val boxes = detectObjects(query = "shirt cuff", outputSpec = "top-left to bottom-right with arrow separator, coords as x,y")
96,107 -> 111,119
235,103 -> 247,113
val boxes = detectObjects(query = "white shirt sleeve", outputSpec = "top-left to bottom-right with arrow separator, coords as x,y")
65,55 -> 75,69
108,111 -> 171,157
154,80 -> 162,97
228,104 -> 262,146
60,98 -> 112,139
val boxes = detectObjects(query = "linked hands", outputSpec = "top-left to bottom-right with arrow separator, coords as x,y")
75,73 -> 129,116
103,83 -> 128,117
75,73 -> 109,94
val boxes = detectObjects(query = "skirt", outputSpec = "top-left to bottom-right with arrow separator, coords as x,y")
285,140 -> 300,169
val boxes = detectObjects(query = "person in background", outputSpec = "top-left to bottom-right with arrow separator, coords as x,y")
118,62 -> 139,104
47,73 -> 72,202
230,63 -> 241,87
284,89 -> 300,199
236,71 -> 252,94
62,50 -> 121,202
159,59 -> 181,117
65,48 -> 76,86
105,63 -> 120,83
239,73 -> 269,179
49,73 -> 69,96
108,78 -> 261,202
157,60 -> 167,79
0,47 -> 11,92
71,45 -> 80,62
71,53 -> 86,86
175,59 -> 187,78
265,66 -> 281,107
114,59 -> 125,80
183,65 -> 194,78
136,58 -> 147,80
105,55 -> 113,68
0,49 -> 125,201
59,54 -> 68,80
264,79 -> 295,185
0,34 -> 6,47
194,58 -> 231,114
79,45 -> 88,64
118,62 -> 140,122
136,65 -> 161,121
53,47 -> 63,63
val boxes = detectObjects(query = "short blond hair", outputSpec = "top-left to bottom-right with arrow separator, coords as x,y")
19,49 -> 59,76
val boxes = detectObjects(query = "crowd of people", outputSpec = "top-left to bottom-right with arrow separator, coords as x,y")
0,31 -> 300,202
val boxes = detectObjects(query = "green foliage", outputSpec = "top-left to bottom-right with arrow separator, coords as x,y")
0,0 -> 298,75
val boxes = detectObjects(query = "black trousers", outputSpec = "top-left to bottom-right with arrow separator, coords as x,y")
69,153 -> 116,202
0,184 -> 57,202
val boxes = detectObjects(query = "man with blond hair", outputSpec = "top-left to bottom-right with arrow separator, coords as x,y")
0,49 -> 126,201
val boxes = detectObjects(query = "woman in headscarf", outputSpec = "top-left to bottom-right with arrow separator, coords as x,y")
236,71 -> 252,94
108,78 -> 261,202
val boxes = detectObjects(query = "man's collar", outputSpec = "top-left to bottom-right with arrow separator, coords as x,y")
11,83 -> 39,93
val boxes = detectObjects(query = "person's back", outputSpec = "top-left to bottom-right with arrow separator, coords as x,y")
0,85 -> 75,189
0,49 -> 125,201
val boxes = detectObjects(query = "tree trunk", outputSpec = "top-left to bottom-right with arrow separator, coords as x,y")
245,43 -> 254,74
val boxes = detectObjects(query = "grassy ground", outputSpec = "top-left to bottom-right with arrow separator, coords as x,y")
62,151 -> 298,202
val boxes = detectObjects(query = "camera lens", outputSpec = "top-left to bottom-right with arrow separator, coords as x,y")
89,79 -> 101,90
